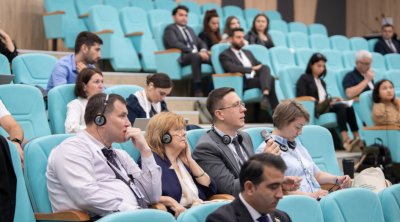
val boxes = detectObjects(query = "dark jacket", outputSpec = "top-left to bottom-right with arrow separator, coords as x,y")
296,73 -> 328,102
126,94 -> 168,124
245,30 -> 275,49
374,37 -> 400,55
0,135 -> 16,222
0,41 -> 18,63
163,24 -> 207,54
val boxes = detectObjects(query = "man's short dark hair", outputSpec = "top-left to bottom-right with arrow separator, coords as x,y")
239,153 -> 287,191
206,87 -> 235,121
84,93 -> 126,125
172,5 -> 189,15
74,31 -> 103,54
228,27 -> 244,37
382,23 -> 394,30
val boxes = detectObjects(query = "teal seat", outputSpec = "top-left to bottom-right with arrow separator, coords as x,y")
201,3 -> 223,18
288,22 -> 308,35
222,15 -> 248,32
320,49 -> 344,71
244,44 -> 273,74
336,68 -> 352,98
350,37 -> 369,51
308,23 -> 328,36
177,201 -> 230,222
188,12 -> 202,35
87,5 -> 142,71
384,53 -> 400,70
269,30 -> 287,47
104,0 -> 129,10
378,184 -> 400,222
104,84 -> 143,100
274,79 -> 285,102
47,84 -> 76,134
187,128 -> 208,152
270,20 -> 288,34
371,52 -> 387,73
131,0 -> 154,11
0,54 -> 11,74
154,0 -> 177,11
210,43 -> 230,74
223,5 -> 244,19
324,69 -> 343,98
98,209 -> 176,222
12,53 -> 58,88
368,38 -> 378,52
320,188 -> 385,222
43,0 -> 87,49
0,85 -> 51,140
287,32 -> 310,49
74,0 -> 102,17
294,48 -> 314,69
242,127 -> 273,151
277,195 -> 324,222
309,34 -> 331,50
244,8 -> 260,27
299,125 -> 342,175
180,1 -> 201,16
342,51 -> 356,69
269,47 -> 296,76
330,35 -> 351,51
264,10 -> 282,21
7,140 -> 36,222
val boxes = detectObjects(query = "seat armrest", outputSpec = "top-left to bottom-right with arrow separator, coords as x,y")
35,210 -> 90,221
94,29 -> 114,35
43,10 -> 65,16
155,49 -> 182,54
208,194 -> 235,201
212,73 -> 243,77
363,125 -> 400,130
125,32 -> 144,37
78,13 -> 89,19
295,96 -> 316,102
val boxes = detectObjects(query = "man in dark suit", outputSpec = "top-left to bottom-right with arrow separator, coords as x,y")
206,153 -> 292,222
192,87 -> 299,196
163,5 -> 210,97
374,24 -> 400,55
219,28 -> 277,110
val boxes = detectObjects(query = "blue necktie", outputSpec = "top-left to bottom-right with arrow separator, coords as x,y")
257,214 -> 270,222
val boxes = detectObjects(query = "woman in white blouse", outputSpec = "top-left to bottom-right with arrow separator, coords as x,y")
295,53 -> 362,151
65,67 -> 103,133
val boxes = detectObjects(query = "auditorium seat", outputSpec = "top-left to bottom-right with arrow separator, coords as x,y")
0,54 -> 11,74
320,49 -> 344,71
187,128 -> 208,152
269,47 -> 296,76
154,0 -> 177,11
385,70 -> 400,88
330,35 -> 351,51
308,23 -> 328,36
342,51 -> 356,69
244,8 -> 260,27
288,22 -> 308,35
75,0 -> 102,18
244,44 -> 274,75
131,0 -> 154,11
104,0 -> 130,10
384,53 -> 400,70
201,3 -> 223,17
104,84 -> 143,100
98,210 -> 176,222
294,48 -> 314,69
177,202 -> 230,222
371,52 -> 387,73
368,38 -> 378,52
47,84 -> 76,134
188,12 -> 202,35
223,5 -> 244,19
277,195 -> 324,222
180,1 -> 201,16
287,32 -> 310,49
378,184 -> 400,222
309,34 -> 331,50
148,9 -> 173,37
264,10 -> 282,21
350,37 -> 369,51
269,30 -> 287,47
243,127 -> 273,150
270,20 -> 289,34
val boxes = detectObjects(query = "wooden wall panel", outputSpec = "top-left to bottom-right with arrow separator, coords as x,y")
245,0 -> 277,11
294,0 -> 317,24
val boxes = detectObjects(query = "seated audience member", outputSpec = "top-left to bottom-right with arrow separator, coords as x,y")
0,100 -> 25,166
256,100 -> 352,199
163,5 -> 210,97
198,9 -> 222,50
126,73 -> 172,124
144,112 -> 216,217
342,50 -> 374,99
47,93 -> 161,219
206,153 -> 292,222
219,28 -> 278,110
245,14 -> 275,49
296,53 -> 362,151
374,23 -> 400,55
47,31 -> 103,91
0,29 -> 18,62
65,67 -> 104,134
221,16 -> 248,45
193,87 -> 300,196
372,79 -> 400,126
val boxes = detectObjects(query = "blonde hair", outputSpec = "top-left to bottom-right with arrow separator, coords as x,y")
272,100 -> 310,129
145,112 -> 186,159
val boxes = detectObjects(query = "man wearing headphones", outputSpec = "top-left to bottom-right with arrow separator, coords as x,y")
193,87 -> 300,195
46,93 -> 162,219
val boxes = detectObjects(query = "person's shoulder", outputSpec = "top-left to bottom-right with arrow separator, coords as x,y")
271,209 -> 292,222
195,132 -> 216,149
126,94 -> 139,104
206,202 -> 235,220
165,24 -> 177,31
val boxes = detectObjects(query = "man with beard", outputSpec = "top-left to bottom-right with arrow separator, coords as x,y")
47,31 -> 103,91
219,28 -> 277,110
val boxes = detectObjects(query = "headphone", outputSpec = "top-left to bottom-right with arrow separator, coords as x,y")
95,94 -> 109,126
211,126 -> 242,145
275,140 -> 297,152
161,132 -> 172,144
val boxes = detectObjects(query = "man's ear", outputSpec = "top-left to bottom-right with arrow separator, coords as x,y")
214,109 -> 224,121
81,44 -> 89,53
244,181 -> 255,195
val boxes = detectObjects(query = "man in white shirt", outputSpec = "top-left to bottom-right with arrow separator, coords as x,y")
206,153 -> 292,222
46,93 -> 162,218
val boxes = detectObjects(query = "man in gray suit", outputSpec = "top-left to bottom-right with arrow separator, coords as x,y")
163,5 -> 210,97
193,87 -> 299,195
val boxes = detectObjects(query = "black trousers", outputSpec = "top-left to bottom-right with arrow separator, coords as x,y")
330,103 -> 359,132
245,65 -> 278,109
179,52 -> 211,85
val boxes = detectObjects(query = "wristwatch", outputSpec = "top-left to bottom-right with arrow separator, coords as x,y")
10,138 -> 23,146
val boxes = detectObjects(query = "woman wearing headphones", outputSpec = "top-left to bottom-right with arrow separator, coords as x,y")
256,100 -> 352,199
65,67 -> 103,133
144,112 -> 216,217
372,79 -> 400,126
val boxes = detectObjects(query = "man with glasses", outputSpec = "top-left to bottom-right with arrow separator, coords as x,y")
343,50 -> 374,98
193,87 -> 299,195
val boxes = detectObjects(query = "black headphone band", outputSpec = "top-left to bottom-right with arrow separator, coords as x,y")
94,94 -> 109,126
275,139 -> 296,152
211,125 -> 242,145
99,94 -> 109,117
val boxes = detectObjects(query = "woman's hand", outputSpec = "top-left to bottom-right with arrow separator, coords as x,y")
179,141 -> 193,166
263,139 -> 281,155
309,189 -> 329,199
171,203 -> 186,217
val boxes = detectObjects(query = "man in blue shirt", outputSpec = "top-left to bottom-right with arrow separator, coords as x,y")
47,31 -> 103,91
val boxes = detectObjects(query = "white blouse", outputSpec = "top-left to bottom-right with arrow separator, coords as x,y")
65,97 -> 88,134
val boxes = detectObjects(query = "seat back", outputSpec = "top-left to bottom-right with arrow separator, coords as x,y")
264,10 -> 282,21
24,134 -> 72,213
288,22 -> 308,35
287,32 -> 310,49
277,195 -> 324,222
270,20 -> 288,34
295,48 -> 314,69
244,8 -> 260,27
211,43 -> 231,74
187,128 -> 209,152
0,85 -> 51,140
177,201 -> 230,222
74,0 -> 102,16
12,53 -> 58,88
154,22 -> 169,50
385,54 -> 400,70
104,0 -> 129,10
180,1 -> 201,16
201,3 -> 223,18
223,5 -> 244,18
324,69 -> 342,98
330,35 -> 351,51
188,12 -> 201,33
368,38 -> 378,52
299,125 -> 342,175
336,68 -> 352,98
148,9 -> 173,38
98,209 -> 176,222
120,7 -> 153,38
244,44 -> 272,71
386,70 -> 400,88
269,30 -> 287,47
309,34 -> 331,50
308,23 -> 328,36
320,49 -> 344,71
0,54 -> 11,74
342,51 -> 356,69
279,66 -> 304,99
131,0 -> 154,11
103,85 -> 144,100
378,184 -> 400,222
320,188 -> 385,222
371,52 -> 387,72
8,140 -> 36,222
87,5 -> 124,36
243,127 -> 274,151
48,84 -> 76,134
154,0 -> 177,11
269,47 -> 296,76
350,37 -> 369,51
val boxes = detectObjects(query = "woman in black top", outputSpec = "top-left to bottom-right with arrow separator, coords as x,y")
0,29 -> 18,62
245,14 -> 274,49
198,9 -> 221,50
296,53 -> 362,151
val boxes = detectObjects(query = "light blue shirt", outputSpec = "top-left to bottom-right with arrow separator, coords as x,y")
256,135 -> 321,193
47,54 -> 95,91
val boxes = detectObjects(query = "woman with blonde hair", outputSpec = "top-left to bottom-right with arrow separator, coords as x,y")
144,112 -> 216,217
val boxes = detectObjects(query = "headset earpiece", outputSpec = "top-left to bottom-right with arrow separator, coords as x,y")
161,132 -> 172,144
95,94 -> 109,126
221,135 -> 231,145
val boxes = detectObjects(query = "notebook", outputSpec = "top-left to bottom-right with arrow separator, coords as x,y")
132,118 -> 150,131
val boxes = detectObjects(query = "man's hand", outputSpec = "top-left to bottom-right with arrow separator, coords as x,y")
263,139 -> 281,155
282,176 -> 302,191
252,64 -> 262,71
125,127 -> 151,156
365,69 -> 374,81
199,51 -> 209,61
337,175 -> 352,188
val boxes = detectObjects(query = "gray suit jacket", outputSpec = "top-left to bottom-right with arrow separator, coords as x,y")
163,24 -> 207,53
192,130 -> 254,195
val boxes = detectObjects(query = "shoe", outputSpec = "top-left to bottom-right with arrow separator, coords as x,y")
343,137 -> 360,152
260,96 -> 270,110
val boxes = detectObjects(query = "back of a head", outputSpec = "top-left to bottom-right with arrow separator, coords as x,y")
74,31 -> 103,54
272,100 -> 310,129
206,87 -> 235,121
84,93 -> 125,126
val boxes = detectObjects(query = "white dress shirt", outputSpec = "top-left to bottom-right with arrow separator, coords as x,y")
239,193 -> 273,222
314,77 -> 327,103
231,48 -> 255,79
46,131 -> 162,217
0,100 -> 11,119
176,24 -> 198,53
65,97 -> 87,134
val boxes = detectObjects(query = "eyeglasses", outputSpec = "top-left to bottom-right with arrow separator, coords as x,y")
218,101 -> 245,110
357,61 -> 371,66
